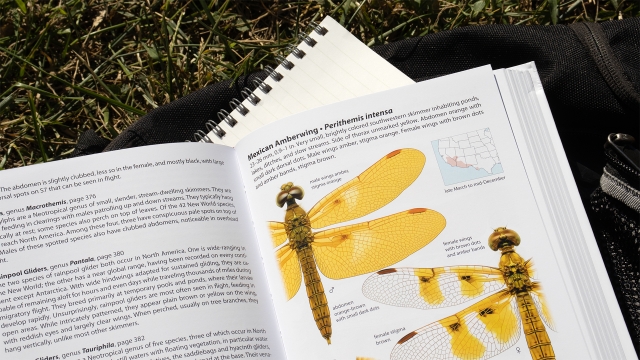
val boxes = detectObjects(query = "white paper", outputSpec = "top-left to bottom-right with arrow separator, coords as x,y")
0,143 -> 286,359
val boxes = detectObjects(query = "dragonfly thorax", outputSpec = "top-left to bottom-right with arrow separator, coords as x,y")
284,203 -> 314,250
499,248 -> 532,293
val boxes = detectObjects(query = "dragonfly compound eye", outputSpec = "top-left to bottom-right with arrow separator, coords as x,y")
288,185 -> 304,200
276,184 -> 305,207
276,192 -> 289,208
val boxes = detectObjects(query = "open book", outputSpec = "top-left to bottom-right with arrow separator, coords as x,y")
0,65 -> 635,360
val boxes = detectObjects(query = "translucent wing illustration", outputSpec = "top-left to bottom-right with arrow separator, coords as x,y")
307,149 -> 426,229
362,266 -> 505,309
268,221 -> 288,248
276,246 -> 302,300
521,259 -> 555,330
530,282 -> 556,331
391,290 -> 521,360
312,208 -> 445,279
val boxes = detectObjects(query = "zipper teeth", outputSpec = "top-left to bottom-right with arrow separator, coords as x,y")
586,25 -> 621,94
582,23 -> 640,106
605,150 -> 640,181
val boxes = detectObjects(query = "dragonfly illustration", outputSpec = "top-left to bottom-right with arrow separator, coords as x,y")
362,227 -> 555,360
268,149 -> 446,344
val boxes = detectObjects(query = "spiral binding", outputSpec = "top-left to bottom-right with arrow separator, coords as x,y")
193,130 -> 211,143
253,78 -> 272,93
197,21 -> 328,142
275,55 -> 294,70
265,65 -> 283,81
241,87 -> 260,105
229,98 -> 249,116
217,109 -> 237,127
287,45 -> 305,59
298,33 -> 317,47
206,119 -> 226,140
309,21 -> 328,35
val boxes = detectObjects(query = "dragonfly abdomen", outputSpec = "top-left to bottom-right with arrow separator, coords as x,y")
297,246 -> 332,344
517,292 -> 555,360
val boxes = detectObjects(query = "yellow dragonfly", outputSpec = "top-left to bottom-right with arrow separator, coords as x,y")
268,148 -> 446,345
362,227 -> 555,360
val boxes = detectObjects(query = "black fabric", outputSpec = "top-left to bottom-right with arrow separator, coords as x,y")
570,22 -> 640,107
591,189 -> 640,352
70,129 -> 111,158
591,143 -> 640,352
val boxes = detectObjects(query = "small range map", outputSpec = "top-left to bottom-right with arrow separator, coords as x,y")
431,128 -> 503,185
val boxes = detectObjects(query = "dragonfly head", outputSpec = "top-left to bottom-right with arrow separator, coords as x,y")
488,227 -> 521,251
276,182 -> 305,208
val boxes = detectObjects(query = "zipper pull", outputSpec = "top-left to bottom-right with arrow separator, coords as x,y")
605,133 -> 640,173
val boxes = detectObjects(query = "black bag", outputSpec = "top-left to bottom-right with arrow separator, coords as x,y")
72,18 -> 640,349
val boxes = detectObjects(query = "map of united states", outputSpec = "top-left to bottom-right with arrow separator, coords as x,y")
432,128 -> 503,185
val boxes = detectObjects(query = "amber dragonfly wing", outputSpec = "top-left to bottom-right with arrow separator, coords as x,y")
362,266 -> 505,310
268,221 -> 302,300
523,261 -> 556,332
307,149 -> 426,229
268,221 -> 289,248
312,208 -> 446,280
390,290 -> 521,360
529,282 -> 556,331
275,245 -> 302,300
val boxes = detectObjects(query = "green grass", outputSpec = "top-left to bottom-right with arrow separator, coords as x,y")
0,0 -> 637,169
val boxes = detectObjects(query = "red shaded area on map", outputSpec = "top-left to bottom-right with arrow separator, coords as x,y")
445,156 -> 479,170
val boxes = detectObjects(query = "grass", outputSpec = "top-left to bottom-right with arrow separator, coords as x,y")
0,0 -> 637,169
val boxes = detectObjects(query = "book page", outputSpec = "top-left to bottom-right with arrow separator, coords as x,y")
232,66 -> 632,359
0,143 -> 286,359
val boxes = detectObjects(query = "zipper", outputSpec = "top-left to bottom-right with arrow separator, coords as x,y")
605,149 -> 640,186
605,133 -> 640,184
570,22 -> 640,107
